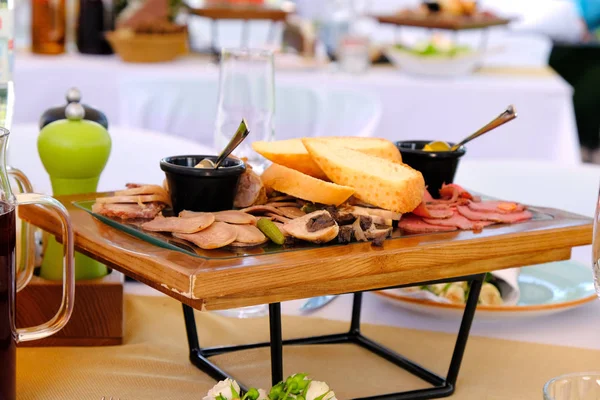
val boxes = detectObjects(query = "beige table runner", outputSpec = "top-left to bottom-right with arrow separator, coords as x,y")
18,295 -> 600,399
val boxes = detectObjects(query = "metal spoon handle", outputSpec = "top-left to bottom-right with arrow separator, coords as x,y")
450,105 -> 517,151
214,119 -> 250,168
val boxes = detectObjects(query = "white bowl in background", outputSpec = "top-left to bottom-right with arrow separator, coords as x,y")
384,46 -> 485,77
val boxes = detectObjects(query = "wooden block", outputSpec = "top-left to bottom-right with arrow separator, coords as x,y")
16,270 -> 124,347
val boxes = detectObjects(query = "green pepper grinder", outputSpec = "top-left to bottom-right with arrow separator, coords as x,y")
37,101 -> 112,280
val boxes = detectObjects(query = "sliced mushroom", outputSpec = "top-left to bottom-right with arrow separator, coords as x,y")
266,213 -> 293,224
141,214 -> 214,234
336,208 -> 391,227
345,206 -> 402,221
352,218 -> 368,242
282,210 -> 339,244
232,224 -> 267,245
365,226 -> 393,247
306,213 -> 336,232
337,225 -> 354,244
173,222 -> 237,249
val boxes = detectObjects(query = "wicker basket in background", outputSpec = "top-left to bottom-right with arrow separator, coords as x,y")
106,29 -> 189,63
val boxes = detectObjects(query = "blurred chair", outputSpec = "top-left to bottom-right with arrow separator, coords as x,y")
116,76 -> 220,147
117,77 -> 382,144
314,89 -> 382,137
116,77 -> 322,145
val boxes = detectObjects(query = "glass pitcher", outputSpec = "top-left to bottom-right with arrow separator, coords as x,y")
0,126 -> 75,400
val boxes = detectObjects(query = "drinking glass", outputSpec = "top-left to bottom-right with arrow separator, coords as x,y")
212,49 -> 272,318
543,373 -> 600,400
542,186 -> 600,400
214,48 -> 275,174
0,127 -> 76,400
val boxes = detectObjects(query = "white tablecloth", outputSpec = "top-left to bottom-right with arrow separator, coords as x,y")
12,51 -> 580,164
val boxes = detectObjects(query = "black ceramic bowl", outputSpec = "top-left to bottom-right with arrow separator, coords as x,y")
160,155 -> 246,214
396,140 -> 466,198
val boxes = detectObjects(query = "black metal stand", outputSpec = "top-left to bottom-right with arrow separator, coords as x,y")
183,273 -> 485,399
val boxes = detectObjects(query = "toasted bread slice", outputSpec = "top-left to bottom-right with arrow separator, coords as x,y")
261,163 -> 355,206
302,138 -> 424,213
321,137 -> 402,162
252,137 -> 402,180
253,139 -> 327,180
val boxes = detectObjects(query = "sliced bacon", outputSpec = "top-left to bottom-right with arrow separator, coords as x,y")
141,214 -> 214,234
411,202 -> 454,219
423,212 -> 495,231
398,215 -> 457,234
423,189 -> 435,202
457,205 -> 533,224
440,183 -> 474,200
467,201 -> 526,214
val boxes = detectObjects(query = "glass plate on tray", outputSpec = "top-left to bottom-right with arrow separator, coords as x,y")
72,199 -> 554,260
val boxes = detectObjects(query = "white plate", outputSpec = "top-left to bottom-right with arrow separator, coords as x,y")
374,261 -> 597,320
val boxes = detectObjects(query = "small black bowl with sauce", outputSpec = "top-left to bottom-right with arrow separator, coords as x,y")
396,140 -> 466,198
160,155 -> 246,214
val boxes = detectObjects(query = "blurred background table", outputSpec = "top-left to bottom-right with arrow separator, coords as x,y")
13,51 -> 580,164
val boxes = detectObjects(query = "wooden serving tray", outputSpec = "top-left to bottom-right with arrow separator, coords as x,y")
18,192 -> 592,311
373,13 -> 512,30
188,4 -> 289,21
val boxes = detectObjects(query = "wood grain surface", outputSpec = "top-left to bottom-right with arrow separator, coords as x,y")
188,5 -> 289,21
373,14 -> 511,30
16,271 -> 124,347
18,192 -> 592,311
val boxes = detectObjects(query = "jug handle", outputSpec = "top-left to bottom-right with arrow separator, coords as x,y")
12,193 -> 75,342
6,167 -> 36,292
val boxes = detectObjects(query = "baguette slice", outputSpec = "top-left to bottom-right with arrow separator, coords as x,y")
252,137 -> 402,180
323,137 -> 402,162
261,163 -> 355,206
302,138 -> 424,213
253,139 -> 327,180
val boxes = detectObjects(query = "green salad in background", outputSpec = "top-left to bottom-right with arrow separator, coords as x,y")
394,34 -> 472,57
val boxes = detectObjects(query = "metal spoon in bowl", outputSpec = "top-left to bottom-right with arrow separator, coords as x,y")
423,105 -> 517,152
195,119 -> 250,169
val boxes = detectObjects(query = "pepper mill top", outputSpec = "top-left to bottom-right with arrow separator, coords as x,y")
65,102 -> 85,121
39,87 -> 109,130
66,87 -> 82,103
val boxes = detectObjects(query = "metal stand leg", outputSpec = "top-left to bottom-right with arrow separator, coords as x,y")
269,303 -> 283,386
183,273 -> 485,399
